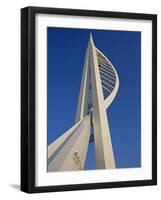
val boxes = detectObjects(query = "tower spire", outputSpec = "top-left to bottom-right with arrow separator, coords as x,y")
89,32 -> 94,46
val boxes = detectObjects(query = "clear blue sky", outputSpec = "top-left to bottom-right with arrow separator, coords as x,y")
47,27 -> 141,169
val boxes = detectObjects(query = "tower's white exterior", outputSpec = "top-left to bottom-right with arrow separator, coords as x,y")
48,34 -> 119,172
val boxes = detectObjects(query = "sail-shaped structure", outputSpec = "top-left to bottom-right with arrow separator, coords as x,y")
48,34 -> 119,172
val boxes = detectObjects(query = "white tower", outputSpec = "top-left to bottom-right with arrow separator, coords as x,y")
48,34 -> 119,172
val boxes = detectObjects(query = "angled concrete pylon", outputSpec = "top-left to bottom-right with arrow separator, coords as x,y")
48,33 -> 119,171
75,33 -> 119,169
89,34 -> 118,169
